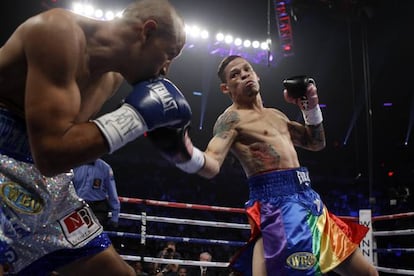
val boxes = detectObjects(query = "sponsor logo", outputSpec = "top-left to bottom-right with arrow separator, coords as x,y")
59,207 -> 102,246
286,252 -> 316,270
63,208 -> 94,234
0,182 -> 43,214
150,82 -> 178,112
296,170 -> 310,185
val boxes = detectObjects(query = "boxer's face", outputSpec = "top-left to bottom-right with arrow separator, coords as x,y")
126,20 -> 185,83
220,57 -> 260,102
130,38 -> 184,83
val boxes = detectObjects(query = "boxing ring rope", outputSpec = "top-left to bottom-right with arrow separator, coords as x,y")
371,212 -> 414,221
369,211 -> 414,275
117,212 -> 250,229
118,196 -> 246,213
109,196 -> 414,274
106,229 -> 246,247
121,256 -> 229,268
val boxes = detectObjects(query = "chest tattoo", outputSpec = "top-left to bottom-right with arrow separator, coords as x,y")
249,143 -> 281,168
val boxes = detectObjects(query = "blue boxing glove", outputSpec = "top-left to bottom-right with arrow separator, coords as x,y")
124,78 -> 191,130
94,78 -> 191,153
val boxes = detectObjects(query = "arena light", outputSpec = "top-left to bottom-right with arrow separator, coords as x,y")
224,35 -> 234,44
189,26 -> 201,38
216,33 -> 225,42
70,2 -> 122,20
252,40 -> 260,49
260,42 -> 269,50
68,3 -> 278,66
243,40 -> 252,48
234,38 -> 242,46
105,11 -> 115,20
94,9 -> 103,18
83,4 -> 94,17
72,3 -> 83,14
200,30 -> 209,39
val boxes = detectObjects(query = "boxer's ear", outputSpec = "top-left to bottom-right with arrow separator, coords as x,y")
143,19 -> 157,39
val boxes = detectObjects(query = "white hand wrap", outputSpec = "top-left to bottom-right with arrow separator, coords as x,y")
301,104 -> 323,125
93,104 -> 147,153
175,147 -> 205,173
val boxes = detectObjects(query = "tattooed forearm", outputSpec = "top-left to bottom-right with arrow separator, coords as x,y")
307,124 -> 325,149
288,123 -> 326,150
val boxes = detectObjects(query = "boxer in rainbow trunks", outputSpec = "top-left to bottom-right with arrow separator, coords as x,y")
148,55 -> 379,275
231,167 -> 369,275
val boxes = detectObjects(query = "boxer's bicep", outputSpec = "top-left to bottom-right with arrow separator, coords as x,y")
200,111 -> 239,178
24,16 -> 81,134
23,22 -> 103,175
25,64 -> 86,173
25,26 -> 80,137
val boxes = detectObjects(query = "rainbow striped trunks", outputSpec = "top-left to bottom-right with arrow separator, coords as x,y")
230,167 -> 368,275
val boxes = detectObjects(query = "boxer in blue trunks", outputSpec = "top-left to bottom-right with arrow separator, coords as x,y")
149,55 -> 378,275
0,0 -> 189,274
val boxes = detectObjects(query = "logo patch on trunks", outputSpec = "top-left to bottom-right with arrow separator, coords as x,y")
59,206 -> 102,247
296,170 -> 310,185
0,182 -> 43,214
286,252 -> 316,270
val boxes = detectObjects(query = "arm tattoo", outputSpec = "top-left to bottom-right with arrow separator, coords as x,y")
288,123 -> 325,149
213,111 -> 239,138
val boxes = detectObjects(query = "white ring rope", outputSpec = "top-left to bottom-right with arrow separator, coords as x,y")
106,231 -> 245,246
375,248 -> 414,253
373,228 -> 414,236
121,255 -> 229,268
119,212 -> 250,229
376,266 -> 414,275
114,198 -> 414,274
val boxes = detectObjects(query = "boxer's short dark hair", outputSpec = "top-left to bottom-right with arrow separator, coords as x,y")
217,55 -> 241,83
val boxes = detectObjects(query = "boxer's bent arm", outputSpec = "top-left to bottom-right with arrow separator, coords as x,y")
197,114 -> 238,179
287,120 -> 326,151
198,137 -> 230,179
24,19 -> 110,176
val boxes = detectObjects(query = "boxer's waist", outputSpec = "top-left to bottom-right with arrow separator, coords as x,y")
248,167 -> 311,200
0,108 -> 33,163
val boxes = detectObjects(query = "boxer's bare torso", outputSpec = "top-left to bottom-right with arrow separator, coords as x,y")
0,9 -> 122,121
200,57 -> 325,178
0,7 -> 184,176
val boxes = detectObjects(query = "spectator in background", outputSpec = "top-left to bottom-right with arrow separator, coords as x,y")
177,267 -> 188,276
73,158 -> 121,228
131,261 -> 149,276
189,251 -> 222,276
155,241 -> 182,275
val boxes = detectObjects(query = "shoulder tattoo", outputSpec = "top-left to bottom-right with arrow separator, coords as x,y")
213,111 -> 239,137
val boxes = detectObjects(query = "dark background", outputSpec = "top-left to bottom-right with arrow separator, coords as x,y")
1,0 -> 413,270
